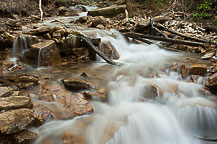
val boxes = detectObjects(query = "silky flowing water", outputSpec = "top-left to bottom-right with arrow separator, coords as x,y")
25,29 -> 217,144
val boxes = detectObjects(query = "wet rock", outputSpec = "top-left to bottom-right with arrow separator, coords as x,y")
62,131 -> 85,144
25,26 -> 52,35
205,73 -> 217,93
74,16 -> 87,24
98,41 -> 120,59
72,47 -> 89,57
13,130 -> 38,144
33,102 -> 55,125
25,40 -> 62,66
4,32 -> 15,43
17,75 -> 39,83
0,34 -> 9,50
38,82 -> 93,119
211,66 -> 217,73
0,87 -> 13,97
0,108 -> 35,134
88,5 -> 126,17
61,34 -> 81,55
188,64 -> 207,76
89,16 -> 107,27
61,78 -> 93,91
186,75 -> 200,83
180,63 -> 187,78
201,52 -> 215,60
0,134 -> 14,144
0,96 -> 32,110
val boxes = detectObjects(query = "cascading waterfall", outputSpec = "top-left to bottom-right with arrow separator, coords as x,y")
34,29 -> 217,144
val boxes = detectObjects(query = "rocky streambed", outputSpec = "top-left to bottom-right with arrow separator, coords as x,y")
0,2 -> 217,144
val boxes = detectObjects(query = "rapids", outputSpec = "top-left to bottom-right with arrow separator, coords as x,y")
31,29 -> 217,144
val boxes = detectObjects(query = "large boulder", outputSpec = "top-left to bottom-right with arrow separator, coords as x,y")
98,41 -> 120,60
25,40 -> 62,66
38,81 -> 93,119
87,5 -> 126,17
0,96 -> 32,110
0,108 -> 35,134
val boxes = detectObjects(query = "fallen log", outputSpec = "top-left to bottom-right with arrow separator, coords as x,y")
123,32 -> 206,47
154,23 -> 213,44
195,136 -> 217,142
80,36 -> 118,65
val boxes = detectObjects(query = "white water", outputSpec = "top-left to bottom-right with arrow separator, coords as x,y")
34,30 -> 217,144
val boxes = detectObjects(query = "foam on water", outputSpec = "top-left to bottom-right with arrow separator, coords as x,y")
34,28 -> 217,144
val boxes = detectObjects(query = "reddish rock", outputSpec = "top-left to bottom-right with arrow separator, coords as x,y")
61,78 -> 93,91
0,108 -> 35,134
188,64 -> 207,76
0,96 -> 32,110
0,87 -> 13,97
13,130 -> 38,144
38,82 -> 93,119
33,103 -> 55,125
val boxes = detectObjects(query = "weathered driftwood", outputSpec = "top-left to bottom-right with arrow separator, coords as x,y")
39,0 -> 43,22
154,23 -> 212,44
80,36 -> 117,65
123,32 -> 206,47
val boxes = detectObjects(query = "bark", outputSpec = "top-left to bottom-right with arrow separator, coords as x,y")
39,0 -> 43,22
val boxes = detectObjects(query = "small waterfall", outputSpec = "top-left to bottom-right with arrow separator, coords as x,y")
33,29 -> 217,144
38,48 -> 42,68
12,36 -> 29,58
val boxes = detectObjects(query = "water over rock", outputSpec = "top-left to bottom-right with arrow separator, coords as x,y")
33,102 -> 55,125
25,40 -> 62,66
38,81 -> 93,119
0,108 -> 35,134
87,5 -> 126,17
0,96 -> 32,110
99,41 -> 120,60
62,131 -> 85,144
